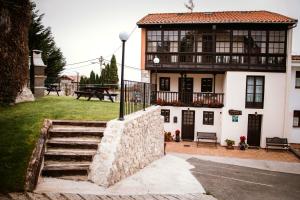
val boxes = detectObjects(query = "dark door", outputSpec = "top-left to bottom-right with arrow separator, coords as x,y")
179,77 -> 193,105
181,110 -> 195,140
247,114 -> 262,147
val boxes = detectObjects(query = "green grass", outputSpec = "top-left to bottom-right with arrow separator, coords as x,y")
0,96 -> 119,192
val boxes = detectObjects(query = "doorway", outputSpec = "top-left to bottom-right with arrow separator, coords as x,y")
179,77 -> 193,105
247,114 -> 262,147
181,110 -> 195,140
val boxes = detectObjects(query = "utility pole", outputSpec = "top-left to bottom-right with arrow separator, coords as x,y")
99,56 -> 103,75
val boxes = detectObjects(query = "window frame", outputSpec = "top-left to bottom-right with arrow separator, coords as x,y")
201,78 -> 213,93
296,71 -> 300,89
159,77 -> 170,91
293,111 -> 300,127
203,111 -> 214,125
161,109 -> 170,123
245,76 -> 265,109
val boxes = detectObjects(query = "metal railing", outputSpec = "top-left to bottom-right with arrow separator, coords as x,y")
123,80 -> 155,116
153,91 -> 224,108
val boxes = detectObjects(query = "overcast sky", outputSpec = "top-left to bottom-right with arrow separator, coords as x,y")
34,0 -> 300,81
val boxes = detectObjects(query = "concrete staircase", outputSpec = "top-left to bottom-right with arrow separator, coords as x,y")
41,120 -> 106,181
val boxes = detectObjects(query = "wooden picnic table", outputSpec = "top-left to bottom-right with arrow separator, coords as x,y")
46,84 -> 61,96
75,86 -> 117,102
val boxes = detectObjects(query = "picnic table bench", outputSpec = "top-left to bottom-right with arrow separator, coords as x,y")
266,137 -> 289,151
197,132 -> 217,147
46,84 -> 61,96
75,87 -> 117,102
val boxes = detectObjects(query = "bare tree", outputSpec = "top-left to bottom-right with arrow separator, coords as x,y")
185,0 -> 195,13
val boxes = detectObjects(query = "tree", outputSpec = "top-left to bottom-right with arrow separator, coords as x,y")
89,71 -> 96,84
0,0 -> 31,104
109,55 -> 119,88
95,74 -> 100,84
28,2 -> 65,85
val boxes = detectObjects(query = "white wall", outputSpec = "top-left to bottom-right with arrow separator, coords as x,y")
163,106 -> 222,142
286,65 -> 300,143
221,71 -> 287,147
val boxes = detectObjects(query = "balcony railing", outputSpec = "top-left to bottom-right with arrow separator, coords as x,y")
152,91 -> 224,108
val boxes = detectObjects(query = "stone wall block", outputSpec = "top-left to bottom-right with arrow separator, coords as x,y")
89,106 -> 164,187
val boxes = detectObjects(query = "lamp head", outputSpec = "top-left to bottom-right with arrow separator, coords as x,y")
153,56 -> 160,64
119,32 -> 129,41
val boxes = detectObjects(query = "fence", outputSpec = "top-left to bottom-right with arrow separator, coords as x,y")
123,80 -> 155,116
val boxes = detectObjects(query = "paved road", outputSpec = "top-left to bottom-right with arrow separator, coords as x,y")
0,193 -> 216,200
187,158 -> 300,200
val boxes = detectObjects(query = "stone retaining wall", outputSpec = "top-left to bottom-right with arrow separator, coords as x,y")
89,106 -> 164,187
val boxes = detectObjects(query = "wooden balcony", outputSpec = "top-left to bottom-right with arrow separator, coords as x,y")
152,91 -> 224,108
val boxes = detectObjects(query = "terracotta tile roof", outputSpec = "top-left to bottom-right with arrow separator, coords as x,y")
137,11 -> 297,25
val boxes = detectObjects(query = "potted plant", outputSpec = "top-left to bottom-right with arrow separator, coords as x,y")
175,129 -> 180,142
239,136 -> 248,150
164,132 -> 173,142
225,139 -> 235,149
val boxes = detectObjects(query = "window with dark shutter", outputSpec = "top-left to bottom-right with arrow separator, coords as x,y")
296,71 -> 300,88
203,111 -> 214,125
159,77 -> 170,91
161,109 -> 170,123
201,78 -> 213,92
293,111 -> 300,127
246,76 -> 264,109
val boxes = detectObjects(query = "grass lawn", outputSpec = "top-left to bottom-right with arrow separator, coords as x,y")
0,96 -> 119,192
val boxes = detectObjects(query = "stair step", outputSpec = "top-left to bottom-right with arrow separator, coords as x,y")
47,139 -> 99,149
49,137 -> 101,142
44,149 -> 96,161
52,120 -> 106,127
42,163 -> 89,177
49,129 -> 104,138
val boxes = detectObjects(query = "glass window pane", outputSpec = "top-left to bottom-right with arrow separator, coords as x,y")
247,77 -> 254,85
247,94 -> 254,102
256,85 -> 263,93
255,93 -> 262,102
247,85 -> 254,93
256,78 -> 263,85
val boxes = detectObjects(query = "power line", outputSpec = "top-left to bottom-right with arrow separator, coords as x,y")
64,58 -> 98,67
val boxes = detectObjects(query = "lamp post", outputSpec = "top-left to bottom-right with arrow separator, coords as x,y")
119,31 -> 129,121
153,56 -> 160,92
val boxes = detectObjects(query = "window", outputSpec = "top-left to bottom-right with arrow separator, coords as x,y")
147,31 -> 162,52
216,30 -> 230,53
296,71 -> 300,88
201,78 -> 213,92
163,31 -> 178,53
232,30 -> 249,53
161,109 -> 170,123
249,31 -> 266,54
293,111 -> 300,127
203,111 -> 214,125
268,31 -> 285,54
180,30 -> 194,52
159,77 -> 170,91
246,76 -> 264,108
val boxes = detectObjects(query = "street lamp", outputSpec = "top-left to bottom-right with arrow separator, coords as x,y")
153,56 -> 160,92
119,31 -> 129,121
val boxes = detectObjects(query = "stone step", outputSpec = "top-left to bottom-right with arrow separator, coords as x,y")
42,163 -> 89,177
52,120 -> 106,127
44,149 -> 96,162
48,129 -> 104,138
47,139 -> 100,149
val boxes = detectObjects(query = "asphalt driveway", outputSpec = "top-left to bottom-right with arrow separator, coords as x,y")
187,158 -> 300,200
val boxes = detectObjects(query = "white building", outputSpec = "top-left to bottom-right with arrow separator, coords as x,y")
137,11 -> 299,147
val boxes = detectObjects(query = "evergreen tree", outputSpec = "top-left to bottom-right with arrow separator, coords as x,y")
95,74 -> 100,84
89,71 -> 96,84
109,55 -> 119,88
0,0 -> 31,103
29,2 -> 65,85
